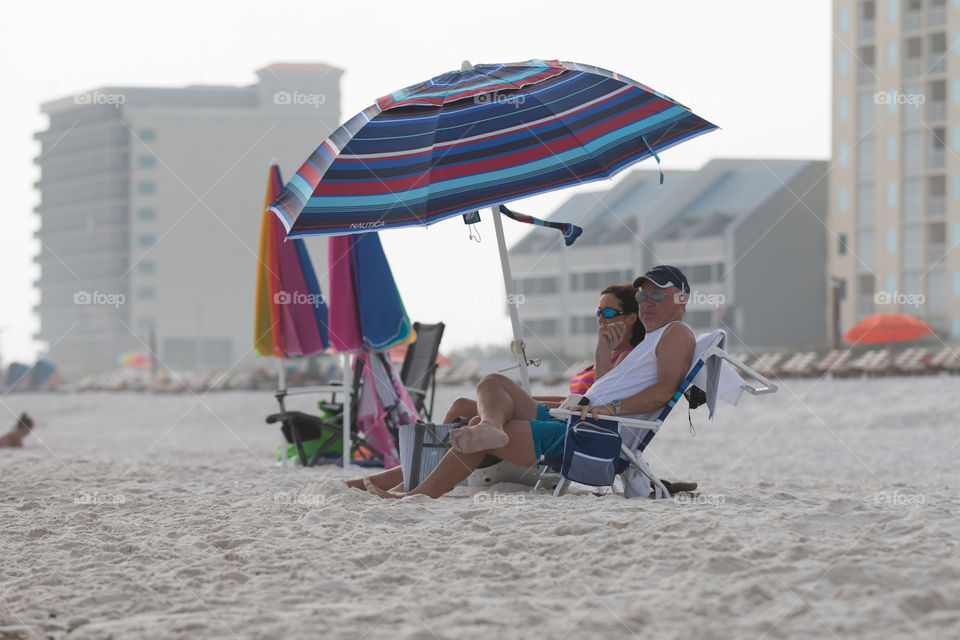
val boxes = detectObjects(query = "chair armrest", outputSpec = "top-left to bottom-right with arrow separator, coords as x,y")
547,408 -> 663,433
704,346 -> 778,395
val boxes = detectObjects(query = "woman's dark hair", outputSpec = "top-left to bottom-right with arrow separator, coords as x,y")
602,282 -> 645,346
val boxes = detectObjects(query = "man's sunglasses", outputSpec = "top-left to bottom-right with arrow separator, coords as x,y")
635,289 -> 669,304
597,307 -> 632,319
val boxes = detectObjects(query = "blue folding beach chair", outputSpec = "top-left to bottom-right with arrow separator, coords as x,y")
535,329 -> 777,498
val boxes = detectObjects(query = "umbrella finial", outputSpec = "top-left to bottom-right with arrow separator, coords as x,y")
460,60 -> 474,72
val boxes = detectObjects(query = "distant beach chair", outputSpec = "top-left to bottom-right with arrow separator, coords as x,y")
815,350 -> 852,377
929,347 -> 960,373
536,329 -> 778,499
849,349 -> 891,377
779,351 -> 818,378
749,352 -> 783,379
892,348 -> 930,375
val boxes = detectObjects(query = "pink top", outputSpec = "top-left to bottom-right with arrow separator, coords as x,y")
568,347 -> 634,395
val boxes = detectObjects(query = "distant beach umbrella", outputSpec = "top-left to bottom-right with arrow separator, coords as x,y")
843,312 -> 934,344
269,59 -> 716,389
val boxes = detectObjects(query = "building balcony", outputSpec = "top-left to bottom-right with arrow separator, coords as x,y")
857,294 -> 875,317
904,12 -> 923,32
928,148 -> 946,169
857,64 -> 876,85
927,195 -> 946,217
858,20 -> 876,40
903,58 -> 924,78
929,6 -> 947,27
927,101 -> 947,122
927,243 -> 946,263
927,55 -> 947,74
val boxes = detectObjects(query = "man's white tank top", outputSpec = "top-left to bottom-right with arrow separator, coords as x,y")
583,320 -> 695,419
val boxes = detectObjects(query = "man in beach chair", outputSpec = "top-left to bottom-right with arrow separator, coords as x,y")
363,266 -> 700,499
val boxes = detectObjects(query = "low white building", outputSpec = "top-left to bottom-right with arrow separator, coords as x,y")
508,159 -> 828,360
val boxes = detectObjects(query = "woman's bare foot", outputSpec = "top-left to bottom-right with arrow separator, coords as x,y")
364,477 -> 404,499
344,478 -> 366,490
449,421 -> 509,454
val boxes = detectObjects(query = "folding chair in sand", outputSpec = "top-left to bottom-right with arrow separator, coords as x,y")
534,329 -> 778,499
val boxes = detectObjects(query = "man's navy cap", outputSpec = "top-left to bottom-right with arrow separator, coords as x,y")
633,265 -> 690,294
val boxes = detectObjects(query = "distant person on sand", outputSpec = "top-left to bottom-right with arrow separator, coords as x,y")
346,282 -> 644,493
0,412 -> 35,448
352,266 -> 695,499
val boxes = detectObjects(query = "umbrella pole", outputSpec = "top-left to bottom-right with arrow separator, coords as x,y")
276,357 -> 288,468
490,205 -> 531,392
341,352 -> 351,470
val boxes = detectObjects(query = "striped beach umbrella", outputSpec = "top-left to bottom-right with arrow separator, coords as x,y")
269,59 -> 717,388
254,163 -> 330,358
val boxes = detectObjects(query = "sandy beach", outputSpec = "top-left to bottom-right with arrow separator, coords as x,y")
2,377 -> 959,639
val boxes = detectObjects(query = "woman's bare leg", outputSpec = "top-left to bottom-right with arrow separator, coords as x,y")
449,374 -> 539,454
369,419 -> 537,499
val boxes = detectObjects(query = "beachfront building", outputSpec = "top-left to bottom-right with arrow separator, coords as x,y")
34,64 -> 341,374
508,159 -> 828,360
830,0 -> 959,340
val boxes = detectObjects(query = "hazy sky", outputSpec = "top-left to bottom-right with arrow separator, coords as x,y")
0,0 -> 831,363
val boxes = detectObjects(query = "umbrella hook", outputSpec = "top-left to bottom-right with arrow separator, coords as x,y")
463,210 -> 482,242
509,339 -> 541,368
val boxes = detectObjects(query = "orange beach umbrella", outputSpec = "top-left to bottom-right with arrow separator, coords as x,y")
843,313 -> 934,344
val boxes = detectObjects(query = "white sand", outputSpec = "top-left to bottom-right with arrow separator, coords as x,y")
2,377 -> 959,639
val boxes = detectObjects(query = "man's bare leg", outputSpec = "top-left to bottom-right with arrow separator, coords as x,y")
449,374 -> 539,454
368,419 -> 538,499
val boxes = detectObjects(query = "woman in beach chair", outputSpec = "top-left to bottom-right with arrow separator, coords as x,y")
359,266 -> 696,499
345,281 -> 644,492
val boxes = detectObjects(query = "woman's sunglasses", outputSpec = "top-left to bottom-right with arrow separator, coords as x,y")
635,289 -> 669,303
596,307 -> 632,319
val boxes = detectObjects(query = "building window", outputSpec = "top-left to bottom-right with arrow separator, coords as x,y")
838,97 -> 849,122
903,225 -> 923,266
137,155 -> 156,168
838,187 -> 849,212
838,51 -> 850,77
886,42 -> 898,67
857,274 -> 875,316
137,233 -> 155,248
927,270 -> 946,313
569,316 -> 597,335
839,233 -> 848,255
928,222 -> 946,263
857,92 -> 877,132
137,317 -> 156,330
857,183 -> 875,224
885,181 -> 897,208
137,207 -> 157,221
857,229 -> 876,269
138,260 -> 156,274
886,227 -> 898,253
903,177 -> 923,218
137,287 -> 156,301
138,128 -> 156,142
857,137 -> 876,178
838,142 -> 850,167
885,274 -> 897,294
885,135 -> 896,161
569,270 -> 626,292
838,5 -> 850,30
903,131 -> 923,172
927,175 -> 946,216
137,181 -> 156,195
525,318 -> 558,337
516,276 -> 558,296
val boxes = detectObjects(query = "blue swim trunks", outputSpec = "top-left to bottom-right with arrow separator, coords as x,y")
529,403 -> 567,461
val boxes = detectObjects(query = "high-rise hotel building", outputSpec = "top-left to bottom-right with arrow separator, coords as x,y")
34,64 -> 341,373
830,0 -> 958,339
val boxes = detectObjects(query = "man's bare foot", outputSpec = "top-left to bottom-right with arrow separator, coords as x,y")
449,421 -> 509,454
364,477 -> 403,499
